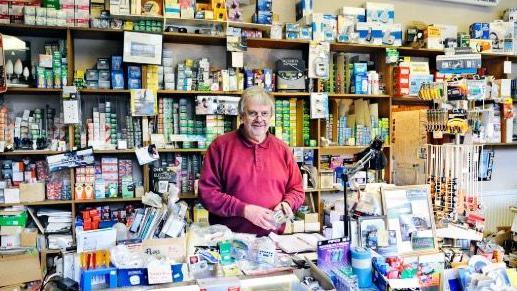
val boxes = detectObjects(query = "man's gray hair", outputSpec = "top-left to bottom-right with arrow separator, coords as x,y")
238,86 -> 274,116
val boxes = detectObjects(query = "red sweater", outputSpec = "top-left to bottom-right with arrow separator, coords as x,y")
199,126 -> 305,236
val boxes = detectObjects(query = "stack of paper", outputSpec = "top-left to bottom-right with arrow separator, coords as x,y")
36,208 -> 73,233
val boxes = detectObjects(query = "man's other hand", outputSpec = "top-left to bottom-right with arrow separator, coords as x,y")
243,204 -> 276,230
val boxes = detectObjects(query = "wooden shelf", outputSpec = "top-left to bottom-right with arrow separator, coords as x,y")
70,27 -> 124,40
480,142 -> 517,147
109,14 -> 164,21
480,51 -> 517,60
158,90 -> 242,95
164,17 -> 225,26
158,148 -> 207,153
328,93 -> 390,99
163,32 -> 226,45
1,200 -> 72,207
80,89 -> 130,95
0,23 -> 67,38
41,249 -> 62,254
319,145 -> 390,155
93,149 -> 135,154
290,146 -> 319,150
179,193 -> 198,199
4,87 -> 63,94
0,150 -> 64,156
227,21 -> 271,31
330,43 -> 445,57
247,38 -> 309,50
74,197 -> 141,204
271,92 -> 310,97
392,97 -> 434,105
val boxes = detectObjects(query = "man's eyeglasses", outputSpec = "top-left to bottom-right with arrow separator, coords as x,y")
246,111 -> 271,119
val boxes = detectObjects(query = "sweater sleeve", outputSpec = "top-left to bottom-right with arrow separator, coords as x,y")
282,149 -> 305,211
199,140 -> 247,217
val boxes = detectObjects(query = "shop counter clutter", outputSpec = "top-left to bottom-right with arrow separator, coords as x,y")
113,271 -> 304,290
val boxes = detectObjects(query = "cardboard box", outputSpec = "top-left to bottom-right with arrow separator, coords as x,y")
0,252 -> 42,287
19,183 -> 45,202
20,228 -> 38,247
1,234 -> 20,247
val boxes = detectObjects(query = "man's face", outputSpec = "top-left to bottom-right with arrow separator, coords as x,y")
242,102 -> 272,143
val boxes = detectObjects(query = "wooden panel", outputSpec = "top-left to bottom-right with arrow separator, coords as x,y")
0,23 -> 67,38
4,88 -> 62,94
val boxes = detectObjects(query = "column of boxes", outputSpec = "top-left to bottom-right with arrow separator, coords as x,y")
74,0 -> 89,27
393,66 -> 410,97
205,115 -> 224,145
118,160 -> 133,198
101,157 -> 118,198
289,98 -> 297,146
301,100 -> 310,146
145,65 -> 159,91
75,166 -> 95,200
162,49 -> 175,90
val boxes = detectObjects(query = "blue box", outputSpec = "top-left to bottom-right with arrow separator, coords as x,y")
381,23 -> 402,46
256,0 -> 272,12
353,63 -> 368,75
128,78 -> 141,89
127,65 -> 141,79
354,74 -> 368,94
365,2 -> 394,24
111,71 -> 124,89
117,268 -> 148,287
111,56 -> 123,71
256,11 -> 272,24
356,22 -> 383,45
469,23 -> 490,39
98,70 -> 110,81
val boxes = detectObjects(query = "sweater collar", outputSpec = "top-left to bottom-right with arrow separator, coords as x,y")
237,124 -> 271,149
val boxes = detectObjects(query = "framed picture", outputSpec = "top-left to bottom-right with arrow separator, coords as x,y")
382,184 -> 437,255
195,95 -> 240,115
358,216 -> 387,251
123,31 -> 163,65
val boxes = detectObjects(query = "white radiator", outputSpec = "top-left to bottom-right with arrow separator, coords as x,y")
480,190 -> 517,233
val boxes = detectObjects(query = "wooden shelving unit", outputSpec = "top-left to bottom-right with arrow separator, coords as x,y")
0,150 -> 64,156
0,23 -> 515,265
163,32 -> 226,45
74,197 -> 142,204
5,87 -> 63,94
0,200 -> 72,207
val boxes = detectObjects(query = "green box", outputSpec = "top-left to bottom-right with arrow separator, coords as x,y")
43,0 -> 60,10
0,211 -> 28,227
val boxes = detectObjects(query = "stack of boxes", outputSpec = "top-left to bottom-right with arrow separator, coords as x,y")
145,65 -> 159,91
75,166 -> 95,200
205,115 -> 225,146
469,23 -> 492,52
118,159 -> 134,198
37,48 -> 67,89
393,66 -> 410,97
336,7 -> 364,43
162,49 -> 175,90
274,98 -> 299,147
83,56 -> 123,89
100,157 -> 118,198
88,102 -> 117,149
285,23 -> 312,40
254,0 -> 272,25
124,116 -> 142,149
23,6 -> 67,26
127,65 -> 142,89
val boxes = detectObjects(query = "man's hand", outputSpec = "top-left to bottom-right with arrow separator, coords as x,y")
273,201 -> 294,220
243,204 -> 276,230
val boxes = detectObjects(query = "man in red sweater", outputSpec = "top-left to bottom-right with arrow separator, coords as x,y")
199,86 -> 305,236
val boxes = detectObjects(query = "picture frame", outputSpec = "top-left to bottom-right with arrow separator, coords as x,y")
381,184 -> 437,255
123,31 -> 163,65
357,216 -> 387,251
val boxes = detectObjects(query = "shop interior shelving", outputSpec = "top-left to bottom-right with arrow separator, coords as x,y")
0,22 -> 515,267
